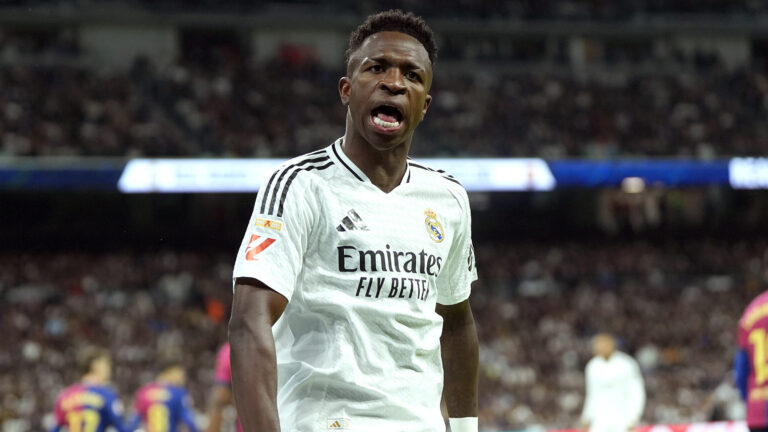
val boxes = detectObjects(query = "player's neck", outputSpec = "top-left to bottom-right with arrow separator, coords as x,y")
342,130 -> 410,193
81,374 -> 103,385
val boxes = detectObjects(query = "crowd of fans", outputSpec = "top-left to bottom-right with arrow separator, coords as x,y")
0,239 -> 760,430
3,34 -> 767,159
4,0 -> 768,19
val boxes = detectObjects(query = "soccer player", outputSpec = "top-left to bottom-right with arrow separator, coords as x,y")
229,9 -> 479,432
49,348 -> 130,432
131,361 -> 199,432
205,343 -> 241,432
736,290 -> 768,432
580,334 -> 645,432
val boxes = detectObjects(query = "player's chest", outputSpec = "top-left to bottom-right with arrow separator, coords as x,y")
324,191 -> 453,248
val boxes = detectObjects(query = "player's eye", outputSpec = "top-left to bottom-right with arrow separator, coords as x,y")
368,64 -> 383,73
405,71 -> 421,82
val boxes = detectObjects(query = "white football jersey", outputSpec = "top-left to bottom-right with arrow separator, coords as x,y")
233,138 -> 477,432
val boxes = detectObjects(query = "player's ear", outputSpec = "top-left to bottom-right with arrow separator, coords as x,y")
422,94 -> 432,117
339,77 -> 351,107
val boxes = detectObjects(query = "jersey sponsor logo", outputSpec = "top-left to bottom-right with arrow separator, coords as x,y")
326,418 -> 349,430
336,209 -> 368,232
424,209 -> 444,243
254,218 -> 282,231
245,234 -> 276,261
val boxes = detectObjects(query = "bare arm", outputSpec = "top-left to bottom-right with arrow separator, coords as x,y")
436,298 -> 479,418
229,277 -> 288,432
204,386 -> 231,432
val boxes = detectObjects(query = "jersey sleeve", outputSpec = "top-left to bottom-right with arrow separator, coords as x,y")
179,390 -> 200,432
232,168 -> 315,301
436,190 -> 478,305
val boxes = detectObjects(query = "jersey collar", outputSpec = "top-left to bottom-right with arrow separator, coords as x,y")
329,138 -> 411,187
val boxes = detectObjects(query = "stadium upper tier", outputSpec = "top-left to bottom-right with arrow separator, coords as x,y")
0,0 -> 766,19
2,55 -> 766,158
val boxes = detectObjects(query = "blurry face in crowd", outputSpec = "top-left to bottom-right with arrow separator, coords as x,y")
340,31 -> 433,152
92,356 -> 112,383
593,334 -> 616,359
160,366 -> 186,386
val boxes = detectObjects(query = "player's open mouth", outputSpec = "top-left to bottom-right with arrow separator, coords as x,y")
370,105 -> 404,132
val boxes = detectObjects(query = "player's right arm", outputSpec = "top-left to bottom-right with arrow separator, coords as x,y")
580,361 -> 596,431
229,164 -> 314,431
229,278 -> 287,432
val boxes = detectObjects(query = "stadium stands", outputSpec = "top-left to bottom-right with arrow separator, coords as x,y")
0,240 -> 754,429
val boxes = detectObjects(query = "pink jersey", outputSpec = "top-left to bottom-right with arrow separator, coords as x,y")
739,291 -> 768,427
214,343 -> 231,385
213,343 -> 241,432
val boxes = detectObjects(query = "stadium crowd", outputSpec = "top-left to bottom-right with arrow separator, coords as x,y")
3,0 -> 766,19
0,239 -> 758,430
2,31 -> 768,159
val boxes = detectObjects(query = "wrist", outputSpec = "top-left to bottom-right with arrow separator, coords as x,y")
449,417 -> 478,432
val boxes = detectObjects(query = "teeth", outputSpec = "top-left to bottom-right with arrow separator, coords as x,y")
373,116 -> 400,129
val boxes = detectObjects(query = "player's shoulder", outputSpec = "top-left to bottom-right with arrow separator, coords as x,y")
269,147 -> 334,183
407,159 -> 469,208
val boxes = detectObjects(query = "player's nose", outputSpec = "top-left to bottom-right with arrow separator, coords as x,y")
379,69 -> 406,95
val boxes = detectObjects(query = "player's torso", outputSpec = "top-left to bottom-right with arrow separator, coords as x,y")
57,385 -> 114,432
740,294 -> 768,424
272,151 -> 460,431
136,384 -> 182,432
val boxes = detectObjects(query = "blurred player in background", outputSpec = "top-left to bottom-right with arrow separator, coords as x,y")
581,334 -> 645,432
736,290 -> 768,432
131,360 -> 199,432
229,9 -> 479,432
49,348 -> 130,432
205,343 -> 241,432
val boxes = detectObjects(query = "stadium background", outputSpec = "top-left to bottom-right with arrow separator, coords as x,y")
3,0 -> 768,430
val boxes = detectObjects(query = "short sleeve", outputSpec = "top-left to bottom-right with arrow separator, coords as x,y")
232,168 -> 314,301
436,191 -> 478,305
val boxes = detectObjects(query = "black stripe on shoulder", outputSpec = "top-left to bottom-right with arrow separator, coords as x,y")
266,155 -> 331,216
276,161 -> 334,217
258,150 -> 327,213
332,143 -> 364,182
409,162 -> 462,186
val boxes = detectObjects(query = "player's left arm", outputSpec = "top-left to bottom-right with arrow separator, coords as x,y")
436,299 -> 479,421
104,392 -> 131,432
180,391 -> 200,432
435,190 -> 479,432
626,358 -> 646,427
735,348 -> 750,400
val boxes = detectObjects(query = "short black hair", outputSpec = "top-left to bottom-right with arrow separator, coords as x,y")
78,347 -> 110,376
346,10 -> 437,66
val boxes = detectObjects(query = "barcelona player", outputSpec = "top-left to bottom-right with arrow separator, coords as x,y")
49,348 -> 130,432
205,343 -> 241,432
737,290 -> 768,432
131,361 -> 199,432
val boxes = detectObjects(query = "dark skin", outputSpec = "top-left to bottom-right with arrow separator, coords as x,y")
229,31 -> 478,432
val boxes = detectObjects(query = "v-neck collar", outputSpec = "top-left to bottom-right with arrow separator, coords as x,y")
328,138 -> 412,190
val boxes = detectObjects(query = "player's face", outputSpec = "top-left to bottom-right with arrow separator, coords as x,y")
339,31 -> 433,151
93,357 -> 112,382
593,335 -> 616,359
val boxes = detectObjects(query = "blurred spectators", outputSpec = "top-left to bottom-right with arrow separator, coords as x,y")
2,0 -> 767,19
2,31 -> 768,158
0,239 -> 761,430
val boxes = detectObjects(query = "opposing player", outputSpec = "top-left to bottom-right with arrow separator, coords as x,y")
229,9 -> 479,432
205,343 -> 241,432
49,348 -> 130,432
736,290 -> 768,432
581,334 -> 645,432
131,361 -> 199,432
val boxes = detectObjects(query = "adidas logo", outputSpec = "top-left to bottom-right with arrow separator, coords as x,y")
336,209 -> 368,232
326,418 -> 349,430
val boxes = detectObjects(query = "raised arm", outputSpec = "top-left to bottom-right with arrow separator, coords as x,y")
229,277 -> 288,432
436,298 -> 479,431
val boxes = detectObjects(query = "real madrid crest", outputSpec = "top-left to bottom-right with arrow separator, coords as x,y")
424,209 -> 445,243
